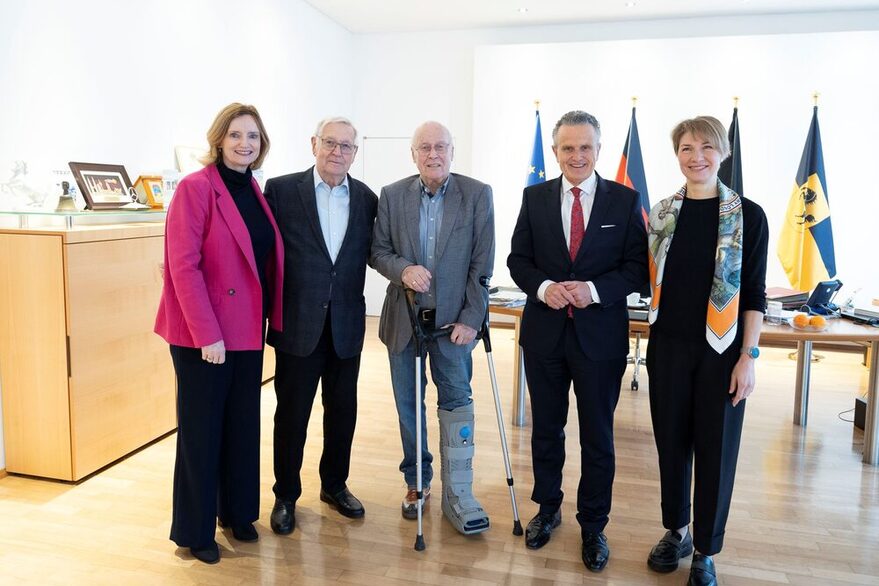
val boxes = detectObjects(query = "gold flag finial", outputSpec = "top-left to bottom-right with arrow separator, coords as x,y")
631,96 -> 638,107
733,96 -> 739,108
812,91 -> 820,106
534,99 -> 540,110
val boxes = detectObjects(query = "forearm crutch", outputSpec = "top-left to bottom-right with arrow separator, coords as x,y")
403,288 -> 428,551
478,277 -> 524,536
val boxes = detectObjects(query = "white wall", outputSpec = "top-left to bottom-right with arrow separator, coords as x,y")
0,0 -> 355,470
352,11 -> 879,300
472,31 -> 879,296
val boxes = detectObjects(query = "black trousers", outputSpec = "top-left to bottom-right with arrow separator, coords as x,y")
646,330 -> 746,556
524,320 -> 626,534
272,313 -> 361,502
169,344 -> 263,548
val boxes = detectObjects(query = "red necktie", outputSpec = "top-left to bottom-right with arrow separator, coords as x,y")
568,186 -> 584,317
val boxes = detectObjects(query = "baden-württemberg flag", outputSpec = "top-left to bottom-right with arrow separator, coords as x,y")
526,108 -> 546,186
615,106 -> 650,226
778,105 -> 836,291
718,106 -> 743,196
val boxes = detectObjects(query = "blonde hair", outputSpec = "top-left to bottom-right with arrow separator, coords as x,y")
201,103 -> 271,169
670,116 -> 730,159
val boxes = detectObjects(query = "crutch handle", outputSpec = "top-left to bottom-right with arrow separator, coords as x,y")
477,276 -> 493,352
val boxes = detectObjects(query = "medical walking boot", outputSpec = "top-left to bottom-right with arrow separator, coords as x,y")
438,404 -> 490,535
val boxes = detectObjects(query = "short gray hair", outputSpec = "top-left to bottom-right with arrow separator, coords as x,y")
314,117 -> 358,143
552,110 -> 601,145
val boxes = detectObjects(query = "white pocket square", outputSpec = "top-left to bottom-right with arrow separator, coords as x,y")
600,224 -> 616,228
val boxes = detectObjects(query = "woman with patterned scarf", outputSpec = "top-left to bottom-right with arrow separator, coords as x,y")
644,116 -> 768,586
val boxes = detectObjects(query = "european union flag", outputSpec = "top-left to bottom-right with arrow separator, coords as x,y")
614,106 -> 650,226
778,105 -> 837,291
526,108 -> 546,186
718,106 -> 743,196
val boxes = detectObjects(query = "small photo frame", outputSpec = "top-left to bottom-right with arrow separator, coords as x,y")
68,162 -> 134,210
133,175 -> 165,208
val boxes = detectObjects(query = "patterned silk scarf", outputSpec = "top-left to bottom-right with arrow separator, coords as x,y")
647,179 -> 744,354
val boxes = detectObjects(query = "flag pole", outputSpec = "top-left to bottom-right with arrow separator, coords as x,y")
813,91 -> 819,107
733,95 -> 739,108
534,99 -> 540,111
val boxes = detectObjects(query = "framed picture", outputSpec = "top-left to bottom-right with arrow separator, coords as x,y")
68,162 -> 134,210
133,175 -> 165,208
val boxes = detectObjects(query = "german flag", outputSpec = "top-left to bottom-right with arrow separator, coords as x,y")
718,106 -> 743,196
778,105 -> 837,291
615,106 -> 650,226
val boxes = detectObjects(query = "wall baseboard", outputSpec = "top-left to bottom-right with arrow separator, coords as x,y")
0,469 -> 7,479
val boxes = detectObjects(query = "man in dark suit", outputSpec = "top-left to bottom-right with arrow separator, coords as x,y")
263,117 -> 378,535
507,110 -> 648,571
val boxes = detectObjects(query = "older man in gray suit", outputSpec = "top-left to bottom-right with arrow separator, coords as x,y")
371,121 -> 495,535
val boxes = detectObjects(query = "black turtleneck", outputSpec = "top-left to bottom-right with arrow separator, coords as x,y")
217,160 -> 273,317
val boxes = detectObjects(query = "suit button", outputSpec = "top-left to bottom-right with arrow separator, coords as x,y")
331,271 -> 336,277
228,289 -> 236,296
322,303 -> 328,309
569,273 -> 575,278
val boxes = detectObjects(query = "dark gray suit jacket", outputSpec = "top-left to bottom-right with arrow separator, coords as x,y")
264,167 -> 378,359
371,173 -> 495,357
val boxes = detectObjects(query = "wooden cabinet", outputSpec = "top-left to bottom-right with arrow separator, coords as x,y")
0,223 -> 176,480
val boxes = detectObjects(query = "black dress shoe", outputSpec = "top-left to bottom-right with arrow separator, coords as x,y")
270,498 -> 296,535
525,510 -> 561,550
688,553 -> 717,586
648,530 -> 693,572
582,531 -> 610,572
320,487 -> 365,519
190,541 -> 220,564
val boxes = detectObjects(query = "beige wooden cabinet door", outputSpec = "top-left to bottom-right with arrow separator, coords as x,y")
65,235 -> 175,479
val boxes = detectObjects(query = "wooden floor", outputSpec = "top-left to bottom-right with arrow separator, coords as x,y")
2,318 -> 878,585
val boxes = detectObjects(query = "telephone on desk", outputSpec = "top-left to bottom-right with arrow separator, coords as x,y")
800,279 -> 842,316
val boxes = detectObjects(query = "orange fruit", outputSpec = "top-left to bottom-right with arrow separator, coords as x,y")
809,315 -> 826,328
793,314 -> 810,327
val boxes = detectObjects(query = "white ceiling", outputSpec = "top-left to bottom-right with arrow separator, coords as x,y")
304,0 -> 879,33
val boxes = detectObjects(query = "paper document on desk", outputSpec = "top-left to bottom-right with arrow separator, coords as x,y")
489,288 -> 526,307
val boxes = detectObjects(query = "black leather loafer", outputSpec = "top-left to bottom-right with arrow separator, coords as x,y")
270,498 -> 296,535
190,541 -> 220,564
688,553 -> 718,586
320,487 -> 365,519
525,510 -> 561,550
582,531 -> 610,572
648,530 -> 693,572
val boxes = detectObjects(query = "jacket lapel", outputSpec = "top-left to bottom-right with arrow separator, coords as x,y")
335,174 -> 361,262
543,177 -> 569,260
435,175 -> 461,260
207,165 -> 259,279
298,167 -> 332,262
404,177 -> 423,264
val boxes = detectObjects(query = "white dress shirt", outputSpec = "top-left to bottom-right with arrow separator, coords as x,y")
537,173 -> 601,305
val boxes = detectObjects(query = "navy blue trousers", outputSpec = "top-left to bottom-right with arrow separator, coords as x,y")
524,320 -> 626,534
169,344 -> 263,548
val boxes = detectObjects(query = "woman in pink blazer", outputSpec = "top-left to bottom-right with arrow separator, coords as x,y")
155,103 -> 284,564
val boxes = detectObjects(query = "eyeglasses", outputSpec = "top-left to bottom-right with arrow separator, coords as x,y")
317,136 -> 357,155
414,143 -> 451,156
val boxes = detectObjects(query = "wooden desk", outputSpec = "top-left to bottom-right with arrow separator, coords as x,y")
490,305 -> 879,465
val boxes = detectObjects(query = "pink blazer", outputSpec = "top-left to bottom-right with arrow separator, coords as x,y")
154,164 -> 284,351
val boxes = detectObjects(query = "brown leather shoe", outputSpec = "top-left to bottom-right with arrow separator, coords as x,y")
401,486 -> 431,520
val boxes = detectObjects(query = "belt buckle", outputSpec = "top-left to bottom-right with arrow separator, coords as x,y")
419,309 -> 436,325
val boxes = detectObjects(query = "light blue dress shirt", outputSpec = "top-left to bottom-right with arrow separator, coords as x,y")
417,177 -> 449,310
313,171 -> 350,263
